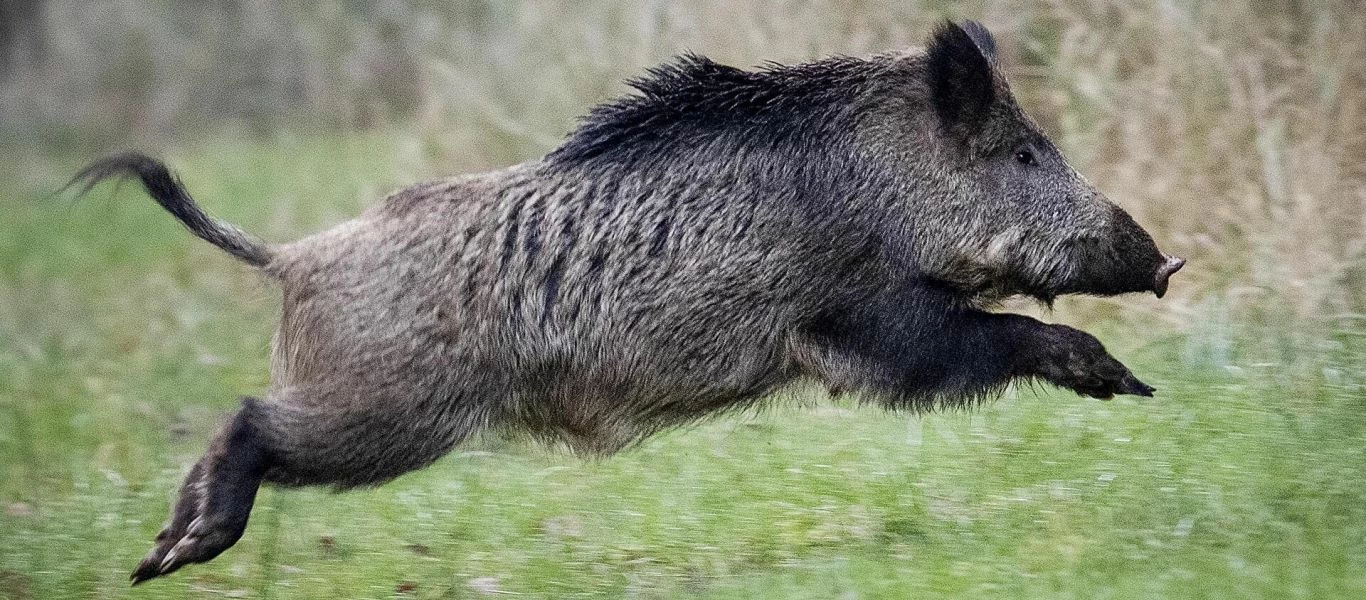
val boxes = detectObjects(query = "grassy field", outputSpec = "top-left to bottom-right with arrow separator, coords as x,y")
5,1 -> 1366,597
1,135 -> 1363,599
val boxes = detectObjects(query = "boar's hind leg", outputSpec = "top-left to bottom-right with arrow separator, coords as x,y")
251,391 -> 477,489
132,390 -> 477,584
132,397 -> 269,585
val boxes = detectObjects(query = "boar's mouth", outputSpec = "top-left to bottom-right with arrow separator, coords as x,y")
1038,233 -> 1185,300
1066,252 -> 1184,299
1043,207 -> 1184,299
939,233 -> 1184,303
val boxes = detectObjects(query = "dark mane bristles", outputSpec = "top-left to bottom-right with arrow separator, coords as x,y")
546,52 -> 879,170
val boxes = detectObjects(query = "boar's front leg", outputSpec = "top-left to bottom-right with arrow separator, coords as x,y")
794,283 -> 1152,405
1006,318 -> 1154,399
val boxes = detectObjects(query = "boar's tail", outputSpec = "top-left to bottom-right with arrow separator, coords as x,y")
68,153 -> 274,269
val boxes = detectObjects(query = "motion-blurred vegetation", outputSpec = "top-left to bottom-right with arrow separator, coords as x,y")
1,1 -> 1363,598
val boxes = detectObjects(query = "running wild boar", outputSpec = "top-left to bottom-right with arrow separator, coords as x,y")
70,21 -> 1183,583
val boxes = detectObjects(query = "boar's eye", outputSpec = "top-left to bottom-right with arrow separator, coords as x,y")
1014,149 -> 1037,166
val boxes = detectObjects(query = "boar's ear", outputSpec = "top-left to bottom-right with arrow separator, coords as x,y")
926,20 -> 997,136
959,21 -> 998,62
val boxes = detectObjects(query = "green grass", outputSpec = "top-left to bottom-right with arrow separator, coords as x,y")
1,135 -> 1364,599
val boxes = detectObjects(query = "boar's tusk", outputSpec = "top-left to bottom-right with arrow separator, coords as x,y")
1153,256 -> 1185,298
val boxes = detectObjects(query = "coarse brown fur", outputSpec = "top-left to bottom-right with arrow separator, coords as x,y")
68,21 -> 1183,584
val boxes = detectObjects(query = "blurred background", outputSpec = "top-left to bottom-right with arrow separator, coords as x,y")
1,1 -> 1363,598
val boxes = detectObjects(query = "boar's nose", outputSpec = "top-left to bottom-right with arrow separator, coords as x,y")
1153,255 -> 1185,298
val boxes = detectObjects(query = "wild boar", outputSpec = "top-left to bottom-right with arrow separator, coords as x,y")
70,20 -> 1183,583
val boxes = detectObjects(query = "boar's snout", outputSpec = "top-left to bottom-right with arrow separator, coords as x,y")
1153,255 -> 1185,298
1051,207 -> 1183,300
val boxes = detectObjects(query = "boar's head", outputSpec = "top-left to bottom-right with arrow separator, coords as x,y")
869,21 -> 1183,303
